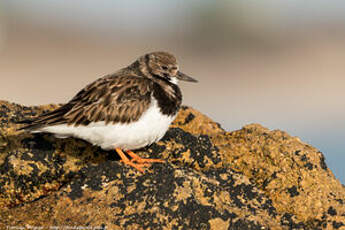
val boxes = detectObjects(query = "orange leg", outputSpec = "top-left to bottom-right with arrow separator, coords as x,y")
126,150 -> 165,164
115,148 -> 147,173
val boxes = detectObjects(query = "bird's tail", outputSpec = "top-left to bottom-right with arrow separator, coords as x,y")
16,104 -> 72,132
16,118 -> 44,131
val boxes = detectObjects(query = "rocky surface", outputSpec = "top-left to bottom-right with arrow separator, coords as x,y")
0,100 -> 344,229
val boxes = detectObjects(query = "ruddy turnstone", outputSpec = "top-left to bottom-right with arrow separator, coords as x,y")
19,51 -> 197,172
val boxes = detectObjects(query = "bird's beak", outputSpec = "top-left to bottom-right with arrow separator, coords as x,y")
176,71 -> 198,83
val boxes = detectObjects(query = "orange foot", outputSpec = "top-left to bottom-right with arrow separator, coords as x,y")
115,148 -> 165,173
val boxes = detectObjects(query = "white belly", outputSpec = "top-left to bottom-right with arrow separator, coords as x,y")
37,99 -> 176,150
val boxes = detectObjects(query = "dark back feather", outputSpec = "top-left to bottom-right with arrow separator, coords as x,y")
19,74 -> 153,131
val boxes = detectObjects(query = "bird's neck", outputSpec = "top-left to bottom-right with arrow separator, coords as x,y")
152,79 -> 182,116
128,60 -> 153,79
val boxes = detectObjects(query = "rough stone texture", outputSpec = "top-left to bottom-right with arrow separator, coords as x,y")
0,100 -> 344,229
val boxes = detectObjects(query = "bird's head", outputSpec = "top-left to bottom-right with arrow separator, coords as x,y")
137,51 -> 197,84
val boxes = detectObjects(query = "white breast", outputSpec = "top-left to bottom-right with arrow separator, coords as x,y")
38,98 -> 176,150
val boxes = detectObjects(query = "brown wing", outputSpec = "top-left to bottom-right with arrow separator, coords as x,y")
20,74 -> 153,130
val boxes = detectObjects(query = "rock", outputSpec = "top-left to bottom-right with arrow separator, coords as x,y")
0,100 -> 344,229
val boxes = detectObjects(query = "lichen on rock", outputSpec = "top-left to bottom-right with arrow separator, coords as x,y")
0,100 -> 344,229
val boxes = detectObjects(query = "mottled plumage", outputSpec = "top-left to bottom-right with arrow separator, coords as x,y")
19,51 -> 197,172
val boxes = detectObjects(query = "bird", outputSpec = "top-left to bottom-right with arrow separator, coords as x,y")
18,51 -> 198,172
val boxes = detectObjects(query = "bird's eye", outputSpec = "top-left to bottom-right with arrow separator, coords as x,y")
162,66 -> 168,71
